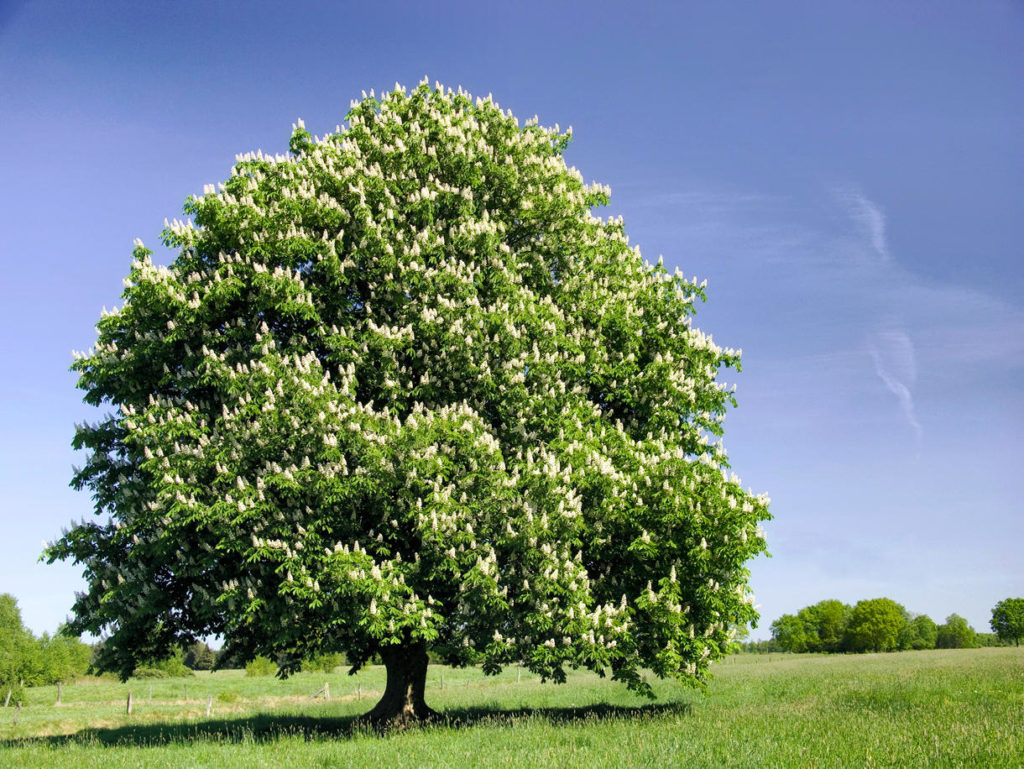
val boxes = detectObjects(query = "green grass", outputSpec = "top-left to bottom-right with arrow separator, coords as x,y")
1,648 -> 1020,767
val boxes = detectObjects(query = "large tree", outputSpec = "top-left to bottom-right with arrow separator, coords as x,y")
990,598 -> 1024,647
48,81 -> 769,724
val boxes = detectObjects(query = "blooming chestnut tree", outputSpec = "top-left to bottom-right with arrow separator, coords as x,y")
49,81 -> 769,724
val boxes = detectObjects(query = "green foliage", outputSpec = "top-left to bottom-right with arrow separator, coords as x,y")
184,642 -> 217,670
843,598 -> 907,653
797,599 -> 850,653
989,597 -> 1024,646
0,594 -> 91,688
769,614 -> 807,653
47,80 -> 770,695
0,594 -> 34,688
33,630 -> 93,683
736,638 -> 779,653
770,599 -> 851,653
975,632 -> 1007,647
936,613 -> 979,649
245,656 -> 277,677
129,666 -> 175,679
303,651 -> 345,673
898,614 -> 937,650
767,599 -> 991,655
134,648 -> 194,678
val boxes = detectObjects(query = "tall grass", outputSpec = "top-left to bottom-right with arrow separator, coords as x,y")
1,647 -> 1020,767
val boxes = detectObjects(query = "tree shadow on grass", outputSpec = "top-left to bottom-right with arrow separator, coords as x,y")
1,701 -> 692,747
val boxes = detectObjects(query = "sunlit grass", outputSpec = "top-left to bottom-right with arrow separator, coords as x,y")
1,648 -> 1020,767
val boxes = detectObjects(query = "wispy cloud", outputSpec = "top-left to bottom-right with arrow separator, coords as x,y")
840,191 -> 922,443
625,181 -> 1024,449
624,182 -> 1024,380
838,188 -> 890,262
868,329 -> 922,445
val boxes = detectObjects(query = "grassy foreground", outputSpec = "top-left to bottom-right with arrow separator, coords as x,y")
1,647 -> 1020,767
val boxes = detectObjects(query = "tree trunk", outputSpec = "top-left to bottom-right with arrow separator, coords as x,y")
358,641 -> 437,726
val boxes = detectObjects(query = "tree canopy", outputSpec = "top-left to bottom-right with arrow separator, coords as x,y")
47,81 -> 769,722
990,598 -> 1024,647
769,613 -> 807,653
0,594 -> 91,692
899,614 -> 938,651
769,600 -> 854,653
843,598 -> 907,653
936,614 -> 979,649
797,599 -> 850,653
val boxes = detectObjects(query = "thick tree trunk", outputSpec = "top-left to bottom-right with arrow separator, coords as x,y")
358,641 -> 437,726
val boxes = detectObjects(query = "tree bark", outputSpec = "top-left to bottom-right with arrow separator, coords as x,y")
358,640 -> 437,726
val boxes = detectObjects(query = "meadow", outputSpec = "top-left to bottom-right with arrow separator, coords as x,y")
1,647 -> 1020,768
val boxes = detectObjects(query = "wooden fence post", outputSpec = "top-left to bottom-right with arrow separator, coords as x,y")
126,691 -> 133,715
324,682 -> 330,701
357,683 -> 361,700
440,671 -> 444,690
206,695 -> 213,717
3,689 -> 10,707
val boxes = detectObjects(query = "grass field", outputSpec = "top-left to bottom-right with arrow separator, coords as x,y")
1,647 -> 1020,767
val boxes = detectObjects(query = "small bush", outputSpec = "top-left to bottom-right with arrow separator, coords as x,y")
244,656 -> 277,677
1,683 -> 28,706
132,649 -> 194,679
303,652 -> 345,673
130,666 -> 173,679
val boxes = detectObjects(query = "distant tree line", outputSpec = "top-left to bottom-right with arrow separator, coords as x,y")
0,594 -> 91,695
739,597 -> 1023,653
0,593 -> 235,693
1,587 -> 354,691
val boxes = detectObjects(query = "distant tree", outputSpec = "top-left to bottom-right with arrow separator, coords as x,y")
245,656 -> 277,677
737,639 -> 778,654
184,642 -> 216,670
898,614 -> 937,650
133,648 -> 194,678
797,600 -> 850,653
304,651 -> 346,673
975,632 -> 1006,647
34,630 -> 92,683
0,596 -> 91,688
843,598 -> 907,652
46,81 -> 770,724
770,614 -> 807,653
0,594 -> 22,636
0,594 -> 33,689
990,598 -> 1024,647
936,614 -> 979,649
211,646 -> 243,670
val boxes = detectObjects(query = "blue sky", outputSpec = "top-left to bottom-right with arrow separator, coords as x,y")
1,0 -> 1021,640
